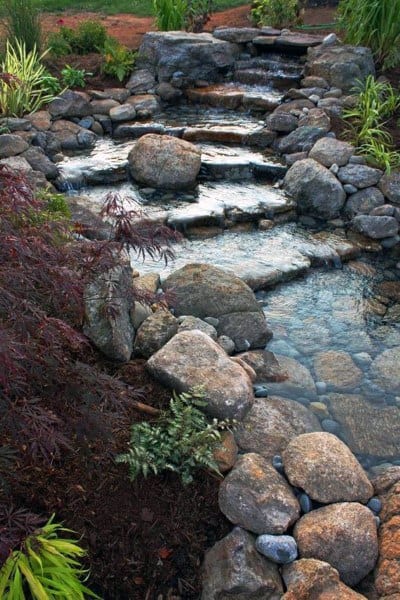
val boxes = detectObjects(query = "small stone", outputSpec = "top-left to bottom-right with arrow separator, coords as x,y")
299,493 -> 313,514
309,401 -> 330,419
253,384 -> 268,398
367,497 -> 382,514
344,184 -> 358,194
315,381 -> 327,395
272,455 -> 284,474
256,534 -> 298,565
321,418 -> 341,434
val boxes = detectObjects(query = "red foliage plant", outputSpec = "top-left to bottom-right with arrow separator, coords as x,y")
0,165 -> 180,476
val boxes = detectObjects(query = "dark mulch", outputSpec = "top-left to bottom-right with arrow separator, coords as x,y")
9,360 -> 230,599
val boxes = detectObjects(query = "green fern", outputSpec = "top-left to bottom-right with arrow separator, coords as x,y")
116,387 -> 231,485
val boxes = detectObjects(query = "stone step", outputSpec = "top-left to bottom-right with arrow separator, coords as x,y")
235,56 -> 304,76
234,69 -> 301,89
186,84 -> 282,112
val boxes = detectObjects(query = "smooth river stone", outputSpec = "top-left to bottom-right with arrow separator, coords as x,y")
294,502 -> 378,586
313,350 -> 363,391
371,347 -> 400,393
235,396 -> 321,459
282,432 -> 373,504
328,393 -> 400,458
219,453 -> 300,535
264,354 -> 317,399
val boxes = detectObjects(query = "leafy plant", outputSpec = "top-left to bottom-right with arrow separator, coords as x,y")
153,0 -> 188,30
101,38 -> 136,82
47,21 -> 108,56
116,387 -> 232,485
61,64 -> 92,88
0,40 -> 57,117
3,0 -> 42,54
343,76 -> 400,172
41,70 -> 62,95
0,513 -> 99,599
251,0 -> 303,29
337,0 -> 400,70
186,0 -> 214,32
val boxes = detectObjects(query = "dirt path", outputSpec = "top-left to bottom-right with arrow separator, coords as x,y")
40,5 -> 337,49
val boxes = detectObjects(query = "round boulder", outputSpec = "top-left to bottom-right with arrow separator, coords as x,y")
282,432 -> 373,504
128,134 -> 201,190
294,502 -> 379,586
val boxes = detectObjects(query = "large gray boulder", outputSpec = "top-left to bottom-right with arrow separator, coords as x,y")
84,258 -> 135,362
282,432 -> 373,504
146,330 -> 254,419
163,263 -> 271,351
379,171 -> 400,205
128,134 -> 201,190
48,90 -> 93,118
308,137 -> 354,167
283,158 -> 346,219
351,215 -> 398,239
278,126 -> 326,154
344,187 -> 385,218
235,396 -> 321,459
338,164 -> 383,188
219,453 -> 300,535
133,310 -> 178,358
294,502 -> 378,586
306,43 -> 375,93
202,527 -> 283,600
136,31 -> 239,84
0,133 -> 29,158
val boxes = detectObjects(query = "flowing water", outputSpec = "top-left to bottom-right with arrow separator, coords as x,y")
58,70 -> 400,470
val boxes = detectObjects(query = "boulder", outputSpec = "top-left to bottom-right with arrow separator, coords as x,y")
282,432 -> 373,504
125,68 -> 156,93
306,44 -> 375,93
370,347 -> 400,393
83,258 -> 135,362
201,527 -> 283,600
351,215 -> 398,239
177,315 -> 217,340
0,133 -> 29,158
338,164 -> 383,188
216,311 -> 272,352
128,134 -> 201,190
308,137 -> 354,167
278,126 -> 326,154
109,103 -> 137,122
133,309 -> 178,358
48,90 -> 93,118
219,453 -> 300,534
212,431 -> 238,472
294,502 -> 379,586
328,393 -> 400,458
375,481 -> 400,597
283,158 -> 346,219
264,354 -> 317,400
297,108 -> 331,131
21,146 -> 59,180
237,350 -> 287,383
313,350 -> 363,390
126,93 -> 160,116
379,172 -> 400,205
136,31 -> 239,83
282,558 -> 368,599
146,330 -> 254,419
235,396 -> 321,459
50,120 -> 97,150
90,98 -> 120,114
265,112 -> 298,133
344,187 -> 385,218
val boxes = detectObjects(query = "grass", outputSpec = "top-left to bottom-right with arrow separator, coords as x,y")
28,0 -> 248,16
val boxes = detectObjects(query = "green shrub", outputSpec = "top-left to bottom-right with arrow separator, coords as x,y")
101,38 -> 136,82
337,0 -> 400,70
48,20 -> 108,57
61,64 -> 92,88
343,76 -> 400,172
116,387 -> 231,485
0,515 -> 99,599
0,40 -> 58,117
251,0 -> 302,29
3,0 -> 42,53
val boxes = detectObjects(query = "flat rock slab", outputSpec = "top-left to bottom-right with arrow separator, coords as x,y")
294,502 -> 378,586
313,350 -> 363,391
146,330 -> 254,419
219,453 -> 300,534
328,393 -> 400,458
235,396 -> 321,459
201,526 -> 283,599
370,347 -> 400,393
282,432 -> 373,504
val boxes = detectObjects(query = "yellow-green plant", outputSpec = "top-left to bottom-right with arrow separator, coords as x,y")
337,0 -> 400,69
101,38 -> 136,82
117,387 -> 232,485
0,515 -> 99,599
251,0 -> 303,29
0,40 -> 58,117
343,76 -> 400,172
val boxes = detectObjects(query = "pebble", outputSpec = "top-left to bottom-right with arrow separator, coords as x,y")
367,497 -> 382,514
255,534 -> 298,564
321,418 -> 341,435
344,184 -> 358,194
315,381 -> 327,395
309,401 -> 330,419
353,352 -> 372,367
374,516 -> 381,528
299,492 -> 313,514
254,384 -> 268,398
272,455 -> 285,474
329,163 -> 339,175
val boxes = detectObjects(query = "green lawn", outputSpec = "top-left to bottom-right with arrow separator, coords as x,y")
32,0 -> 248,16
